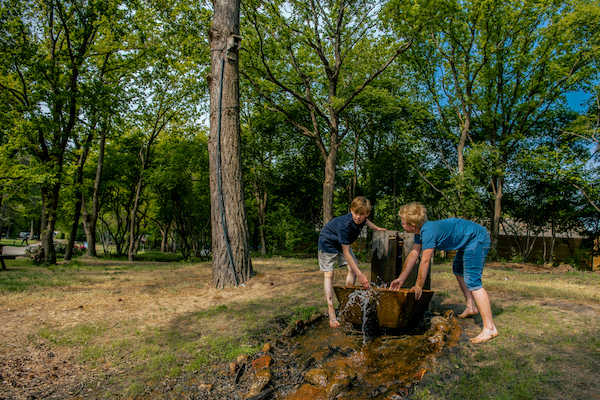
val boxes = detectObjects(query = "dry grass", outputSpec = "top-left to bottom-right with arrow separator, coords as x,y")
0,257 -> 599,399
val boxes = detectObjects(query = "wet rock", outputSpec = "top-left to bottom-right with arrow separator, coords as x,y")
327,376 -> 351,399
262,342 -> 272,353
304,368 -> 328,387
246,368 -> 271,398
246,355 -> 273,399
429,316 -> 447,330
285,384 -> 327,400
252,355 -> 272,371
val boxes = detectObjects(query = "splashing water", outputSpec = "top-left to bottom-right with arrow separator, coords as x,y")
343,288 -> 380,343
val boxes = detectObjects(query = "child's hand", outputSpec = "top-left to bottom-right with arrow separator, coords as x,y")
329,319 -> 341,328
358,273 -> 370,289
410,285 -> 423,300
390,278 -> 403,290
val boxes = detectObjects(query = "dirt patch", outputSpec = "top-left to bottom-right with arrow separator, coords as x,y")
486,261 -> 576,273
0,341 -> 90,400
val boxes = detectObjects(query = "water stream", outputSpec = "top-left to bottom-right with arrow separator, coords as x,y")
343,288 -> 380,344
280,288 -> 461,400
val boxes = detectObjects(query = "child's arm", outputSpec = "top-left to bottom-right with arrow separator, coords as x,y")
341,244 -> 370,288
366,219 -> 386,231
390,243 -> 421,290
410,248 -> 434,300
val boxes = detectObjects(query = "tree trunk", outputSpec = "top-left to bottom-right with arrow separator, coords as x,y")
491,175 -> 503,253
41,183 -> 60,264
161,223 -> 170,252
322,144 -> 338,224
127,169 -> 144,261
208,0 -> 252,288
65,133 -> 94,260
255,189 -> 267,256
83,128 -> 106,257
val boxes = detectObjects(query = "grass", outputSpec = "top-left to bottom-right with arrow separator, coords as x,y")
412,264 -> 600,400
0,257 -> 598,399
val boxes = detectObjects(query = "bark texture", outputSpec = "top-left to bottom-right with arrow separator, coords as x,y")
208,0 -> 252,288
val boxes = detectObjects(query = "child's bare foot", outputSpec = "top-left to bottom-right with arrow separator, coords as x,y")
329,319 -> 341,328
458,308 -> 479,318
469,328 -> 498,344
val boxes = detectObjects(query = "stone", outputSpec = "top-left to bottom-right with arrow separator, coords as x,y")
229,361 -> 238,375
304,368 -> 328,387
246,369 -> 271,398
251,355 -> 272,371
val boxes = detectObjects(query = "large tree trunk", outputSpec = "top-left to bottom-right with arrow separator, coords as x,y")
208,0 -> 252,288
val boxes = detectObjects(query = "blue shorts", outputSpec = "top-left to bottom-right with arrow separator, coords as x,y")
452,235 -> 491,291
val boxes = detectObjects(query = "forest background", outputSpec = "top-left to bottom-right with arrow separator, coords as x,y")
1,0 -> 599,268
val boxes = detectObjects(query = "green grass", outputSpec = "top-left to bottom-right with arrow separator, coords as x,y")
411,264 -> 600,400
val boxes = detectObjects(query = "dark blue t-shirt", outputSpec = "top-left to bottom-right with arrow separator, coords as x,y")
318,213 -> 365,253
414,218 -> 488,251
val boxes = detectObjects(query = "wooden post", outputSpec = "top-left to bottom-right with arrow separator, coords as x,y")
371,231 -> 431,289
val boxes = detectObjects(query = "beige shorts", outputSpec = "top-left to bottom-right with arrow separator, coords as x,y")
318,249 -> 358,272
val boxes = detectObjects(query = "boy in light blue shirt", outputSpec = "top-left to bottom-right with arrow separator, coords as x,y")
390,202 -> 498,344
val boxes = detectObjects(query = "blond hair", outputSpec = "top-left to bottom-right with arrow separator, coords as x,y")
398,202 -> 427,228
350,196 -> 372,215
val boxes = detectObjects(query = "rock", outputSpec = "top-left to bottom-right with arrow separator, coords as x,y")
246,369 -> 271,398
198,383 -> 213,391
251,355 -> 272,371
327,376 -> 351,399
262,342 -> 271,353
304,368 -> 328,387
229,361 -> 238,375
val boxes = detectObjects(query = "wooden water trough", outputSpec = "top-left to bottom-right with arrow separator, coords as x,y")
333,286 -> 434,329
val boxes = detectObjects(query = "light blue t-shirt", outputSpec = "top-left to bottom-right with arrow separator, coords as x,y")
414,218 -> 488,251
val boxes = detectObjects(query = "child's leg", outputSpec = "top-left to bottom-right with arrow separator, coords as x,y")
452,250 -> 478,317
319,250 -> 341,328
463,239 -> 498,343
323,271 -> 340,327
455,275 -> 478,317
470,287 -> 497,343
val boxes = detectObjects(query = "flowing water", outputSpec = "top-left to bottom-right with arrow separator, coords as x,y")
343,288 -> 380,344
279,286 -> 461,400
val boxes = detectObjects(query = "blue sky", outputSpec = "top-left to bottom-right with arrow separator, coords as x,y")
566,90 -> 593,113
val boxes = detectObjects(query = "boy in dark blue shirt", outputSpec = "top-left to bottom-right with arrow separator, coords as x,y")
390,202 -> 498,344
318,196 -> 386,328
